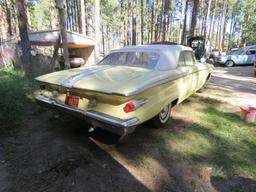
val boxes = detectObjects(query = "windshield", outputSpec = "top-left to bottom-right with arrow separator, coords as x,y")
98,51 -> 160,69
229,48 -> 244,55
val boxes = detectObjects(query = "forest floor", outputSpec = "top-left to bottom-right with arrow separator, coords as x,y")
0,66 -> 256,192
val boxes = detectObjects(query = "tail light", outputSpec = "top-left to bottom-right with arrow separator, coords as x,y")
123,102 -> 135,113
123,99 -> 147,113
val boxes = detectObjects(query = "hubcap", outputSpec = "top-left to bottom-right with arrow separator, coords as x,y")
159,105 -> 170,123
226,61 -> 233,67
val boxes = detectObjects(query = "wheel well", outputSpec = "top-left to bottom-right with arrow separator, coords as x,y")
171,98 -> 179,107
226,60 -> 235,65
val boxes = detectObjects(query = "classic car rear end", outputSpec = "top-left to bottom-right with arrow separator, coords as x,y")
35,45 -> 213,136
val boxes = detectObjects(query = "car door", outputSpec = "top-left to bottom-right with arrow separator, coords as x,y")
243,50 -> 255,64
229,50 -> 244,64
177,51 -> 197,99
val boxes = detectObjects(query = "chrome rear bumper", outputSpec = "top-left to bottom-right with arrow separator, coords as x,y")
35,95 -> 139,136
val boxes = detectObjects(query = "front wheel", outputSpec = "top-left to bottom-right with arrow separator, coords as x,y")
150,104 -> 171,128
225,60 -> 234,67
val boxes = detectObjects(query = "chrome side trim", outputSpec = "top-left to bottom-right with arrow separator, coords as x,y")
35,95 -> 140,129
61,65 -> 112,88
125,70 -> 191,96
132,98 -> 148,109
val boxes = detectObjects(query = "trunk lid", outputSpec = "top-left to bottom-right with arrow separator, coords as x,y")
36,65 -> 169,96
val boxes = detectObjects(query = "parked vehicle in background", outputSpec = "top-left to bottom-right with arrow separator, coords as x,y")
215,45 -> 256,67
229,48 -> 239,53
35,45 -> 213,136
253,49 -> 256,76
187,36 -> 208,60
209,49 -> 221,61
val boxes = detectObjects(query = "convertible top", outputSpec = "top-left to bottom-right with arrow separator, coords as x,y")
110,45 -> 193,70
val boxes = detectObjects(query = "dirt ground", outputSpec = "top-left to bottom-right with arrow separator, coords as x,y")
0,66 -> 255,192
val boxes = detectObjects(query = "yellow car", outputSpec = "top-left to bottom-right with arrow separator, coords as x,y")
35,45 -> 213,136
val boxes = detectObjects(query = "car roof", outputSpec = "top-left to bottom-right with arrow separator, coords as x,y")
247,45 -> 256,50
110,45 -> 193,70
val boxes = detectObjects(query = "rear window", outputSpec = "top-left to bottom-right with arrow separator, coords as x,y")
183,51 -> 195,65
98,52 -> 160,69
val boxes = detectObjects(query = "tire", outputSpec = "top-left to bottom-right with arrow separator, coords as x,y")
70,57 -> 85,68
150,104 -> 171,128
225,60 -> 234,67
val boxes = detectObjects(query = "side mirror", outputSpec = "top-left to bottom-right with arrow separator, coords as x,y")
200,58 -> 206,63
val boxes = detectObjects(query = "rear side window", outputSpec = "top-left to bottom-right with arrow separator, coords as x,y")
178,52 -> 185,66
183,51 -> 195,65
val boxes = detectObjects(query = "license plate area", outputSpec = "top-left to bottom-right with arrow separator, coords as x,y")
65,95 -> 80,107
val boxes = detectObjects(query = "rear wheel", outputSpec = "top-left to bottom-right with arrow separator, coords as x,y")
225,60 -> 234,67
150,104 -> 171,128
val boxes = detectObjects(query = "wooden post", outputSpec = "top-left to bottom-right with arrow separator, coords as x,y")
56,0 -> 70,69
50,35 -> 61,71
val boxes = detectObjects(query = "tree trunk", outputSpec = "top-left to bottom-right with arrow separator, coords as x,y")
50,0 -> 58,29
73,0 -> 78,31
80,0 -> 86,34
102,24 -> 105,55
159,0 -> 164,40
209,0 -> 218,50
11,0 -> 17,35
84,0 -> 88,35
215,17 -> 220,48
127,0 -> 132,45
120,0 -> 125,47
132,0 -> 137,45
56,0 -> 70,69
25,0 -> 31,30
140,0 -> 144,44
154,1 -> 159,42
150,1 -> 154,43
16,0 -> 32,76
162,0 -> 169,41
190,0 -> 199,37
76,0 -> 82,33
94,0 -> 100,61
4,0 -> 12,36
199,0 -> 204,36
0,4 -> 6,40
203,0 -> 212,39
182,1 -> 188,44
179,0 -> 186,44
219,0 -> 227,51
50,35 -> 61,72
228,13 -> 234,50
